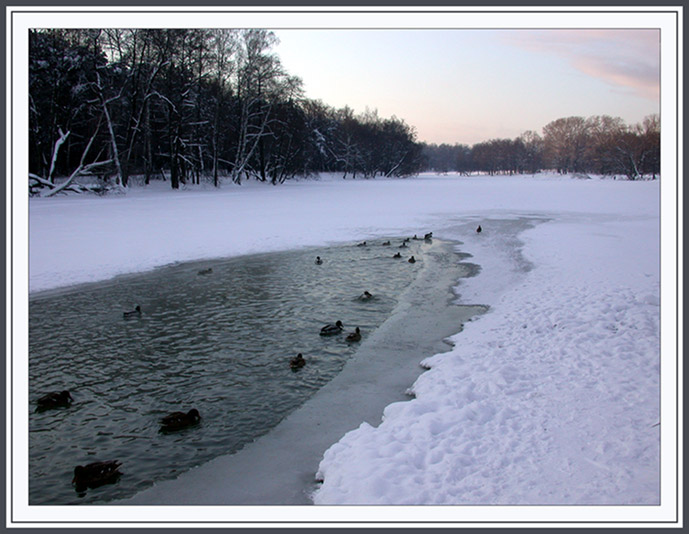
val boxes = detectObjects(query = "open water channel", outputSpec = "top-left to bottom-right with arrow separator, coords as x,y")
29,236 -> 483,505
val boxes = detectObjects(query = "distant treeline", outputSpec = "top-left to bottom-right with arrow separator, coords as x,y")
423,114 -> 659,180
29,29 -> 659,196
29,28 -> 424,195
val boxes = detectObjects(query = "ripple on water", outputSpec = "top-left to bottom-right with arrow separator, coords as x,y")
29,238 -> 432,504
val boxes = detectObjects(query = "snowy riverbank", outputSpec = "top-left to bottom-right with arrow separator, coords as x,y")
314,212 -> 661,506
19,173 -> 671,524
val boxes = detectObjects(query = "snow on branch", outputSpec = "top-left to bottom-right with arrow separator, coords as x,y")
31,118 -> 116,197
48,128 -> 70,182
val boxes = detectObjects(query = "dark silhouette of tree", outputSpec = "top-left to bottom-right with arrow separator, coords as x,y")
421,114 -> 658,180
28,29 -> 658,194
542,116 -> 591,174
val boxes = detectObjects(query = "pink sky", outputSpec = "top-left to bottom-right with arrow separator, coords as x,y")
275,29 -> 660,145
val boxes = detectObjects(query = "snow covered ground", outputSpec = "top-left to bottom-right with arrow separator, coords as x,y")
314,212 -> 661,506
19,173 -> 674,524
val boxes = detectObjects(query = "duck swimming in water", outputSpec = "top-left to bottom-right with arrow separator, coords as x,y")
72,460 -> 122,492
123,305 -> 141,319
393,252 -> 402,258
290,353 -> 306,369
36,390 -> 72,412
424,232 -> 433,241
476,225 -> 482,233
320,320 -> 344,336
399,242 -> 407,248
408,256 -> 416,263
160,408 -> 201,432
382,241 -> 391,246
346,327 -> 362,342
315,256 -> 323,265
357,241 -> 367,247
198,268 -> 213,275
358,291 -> 373,301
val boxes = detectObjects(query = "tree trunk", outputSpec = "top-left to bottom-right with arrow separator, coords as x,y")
259,137 -> 266,181
144,104 -> 152,185
170,135 -> 180,189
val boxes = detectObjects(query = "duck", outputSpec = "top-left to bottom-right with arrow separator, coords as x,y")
290,353 -> 306,369
315,256 -> 323,265
403,237 -> 411,243
476,225 -> 482,233
123,305 -> 141,319
393,252 -> 402,258
382,241 -> 391,246
408,256 -> 416,263
72,460 -> 122,492
160,408 -> 201,432
320,320 -> 344,336
424,232 -> 433,240
358,291 -> 373,301
399,242 -> 407,248
357,241 -> 367,247
35,390 -> 72,412
198,268 -> 213,275
346,327 -> 362,342
412,234 -> 420,240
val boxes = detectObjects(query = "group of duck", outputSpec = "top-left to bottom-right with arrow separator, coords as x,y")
35,308 -> 203,494
288,314 -> 363,371
289,233 -> 434,371
355,231 -> 433,264
37,229 -> 485,496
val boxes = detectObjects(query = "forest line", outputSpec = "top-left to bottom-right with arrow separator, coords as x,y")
29,29 -> 659,196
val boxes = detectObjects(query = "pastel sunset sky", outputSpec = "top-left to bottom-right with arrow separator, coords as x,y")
273,29 -> 660,145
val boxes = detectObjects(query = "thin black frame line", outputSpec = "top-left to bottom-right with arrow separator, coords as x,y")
11,7 -> 677,526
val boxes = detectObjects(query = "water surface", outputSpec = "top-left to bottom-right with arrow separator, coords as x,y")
29,237 -> 439,505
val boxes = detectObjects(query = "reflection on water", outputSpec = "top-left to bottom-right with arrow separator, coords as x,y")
29,238 -> 430,505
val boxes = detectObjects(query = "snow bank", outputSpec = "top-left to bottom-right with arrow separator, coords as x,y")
313,213 -> 660,504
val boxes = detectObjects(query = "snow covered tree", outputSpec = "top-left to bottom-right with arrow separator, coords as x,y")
28,27 -> 452,193
29,29 -> 106,180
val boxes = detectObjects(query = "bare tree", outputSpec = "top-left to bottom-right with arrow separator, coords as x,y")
542,116 -> 590,174
228,30 -> 302,184
30,118 -> 113,196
